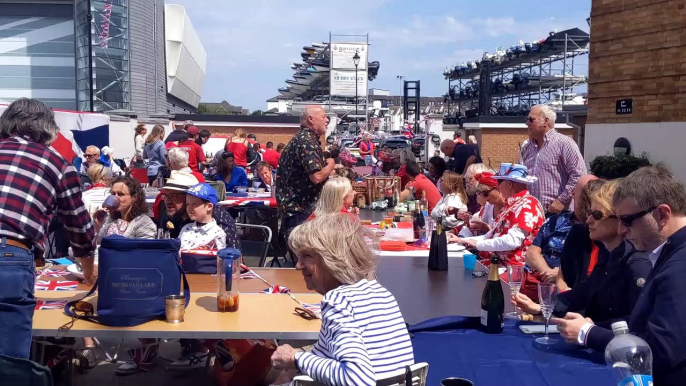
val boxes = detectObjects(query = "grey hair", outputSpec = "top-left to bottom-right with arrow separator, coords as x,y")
85,145 -> 101,155
613,165 -> 686,216
167,147 -> 189,168
289,213 -> 377,285
393,147 -> 415,165
300,105 -> 324,125
0,98 -> 59,145
534,104 -> 557,128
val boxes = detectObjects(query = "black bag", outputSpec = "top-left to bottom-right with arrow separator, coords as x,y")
428,224 -> 449,271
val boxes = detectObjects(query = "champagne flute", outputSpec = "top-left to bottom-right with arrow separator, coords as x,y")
535,283 -> 558,345
506,265 -> 525,319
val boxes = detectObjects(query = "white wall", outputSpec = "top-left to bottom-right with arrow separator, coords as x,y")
585,122 -> 686,184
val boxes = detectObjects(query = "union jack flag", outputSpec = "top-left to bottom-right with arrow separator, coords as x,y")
35,281 -> 79,291
402,124 -> 414,139
262,285 -> 291,294
38,269 -> 71,278
35,300 -> 68,310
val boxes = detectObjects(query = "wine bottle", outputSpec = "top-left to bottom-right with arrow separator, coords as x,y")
481,256 -> 504,333
420,190 -> 428,212
413,207 -> 425,240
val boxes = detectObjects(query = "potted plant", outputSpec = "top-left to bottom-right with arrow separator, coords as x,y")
589,152 -> 651,179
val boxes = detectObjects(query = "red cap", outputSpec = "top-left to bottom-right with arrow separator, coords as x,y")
475,172 -> 498,188
186,126 -> 199,135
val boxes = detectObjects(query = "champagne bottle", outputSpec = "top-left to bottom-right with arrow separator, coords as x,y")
480,256 -> 504,333
413,206 -> 425,240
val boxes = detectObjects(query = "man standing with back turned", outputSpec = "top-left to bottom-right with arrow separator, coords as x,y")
276,105 -> 335,261
520,104 -> 586,215
0,98 -> 96,359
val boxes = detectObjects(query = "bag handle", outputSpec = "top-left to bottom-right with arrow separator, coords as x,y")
405,365 -> 413,386
64,261 -> 191,326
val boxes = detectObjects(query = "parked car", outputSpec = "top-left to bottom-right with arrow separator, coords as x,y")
380,138 -> 411,151
411,138 -> 425,156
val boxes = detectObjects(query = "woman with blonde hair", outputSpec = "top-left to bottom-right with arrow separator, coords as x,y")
143,125 -> 167,184
308,177 -> 358,220
225,128 -> 250,168
514,179 -> 652,348
431,171 -> 469,228
270,214 -> 414,385
82,163 -> 112,214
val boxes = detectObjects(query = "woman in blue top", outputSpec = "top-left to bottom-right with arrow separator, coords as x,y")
143,125 -> 166,185
214,151 -> 248,193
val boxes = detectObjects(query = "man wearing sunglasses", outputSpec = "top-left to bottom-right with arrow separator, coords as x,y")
574,166 -> 686,386
79,145 -> 101,174
521,105 -> 586,216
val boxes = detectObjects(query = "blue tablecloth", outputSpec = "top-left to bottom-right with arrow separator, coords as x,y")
409,316 -> 617,386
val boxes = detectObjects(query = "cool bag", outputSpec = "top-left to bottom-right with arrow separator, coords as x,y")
65,235 -> 189,327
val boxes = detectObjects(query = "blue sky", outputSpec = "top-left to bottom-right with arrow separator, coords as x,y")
168,0 -> 591,112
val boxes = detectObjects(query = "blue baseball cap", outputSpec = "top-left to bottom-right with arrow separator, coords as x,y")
186,183 -> 218,206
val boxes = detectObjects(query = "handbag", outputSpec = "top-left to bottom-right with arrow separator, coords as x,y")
180,249 -> 218,274
64,235 -> 189,327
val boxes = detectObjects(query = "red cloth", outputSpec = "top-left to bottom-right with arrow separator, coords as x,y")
262,149 -> 280,169
475,172 -> 498,188
308,207 -> 355,220
192,172 -> 206,183
226,141 -> 249,168
359,141 -> 375,156
165,142 -> 178,150
179,139 -> 206,173
588,244 -> 600,276
397,165 -> 411,189
454,138 -> 466,145
406,174 -> 442,212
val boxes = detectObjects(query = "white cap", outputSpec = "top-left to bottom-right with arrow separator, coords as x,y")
611,321 -> 629,335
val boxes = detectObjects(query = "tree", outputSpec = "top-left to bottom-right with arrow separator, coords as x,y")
251,110 -> 265,116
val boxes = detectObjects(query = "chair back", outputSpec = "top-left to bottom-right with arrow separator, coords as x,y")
292,362 -> 429,386
0,354 -> 53,386
207,181 -> 227,202
129,168 -> 149,185
236,223 -> 272,267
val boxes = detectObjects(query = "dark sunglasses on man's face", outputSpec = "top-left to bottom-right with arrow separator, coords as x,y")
589,210 -> 617,221
85,154 -> 98,158
526,117 -> 535,123
477,188 -> 495,197
618,206 -> 657,228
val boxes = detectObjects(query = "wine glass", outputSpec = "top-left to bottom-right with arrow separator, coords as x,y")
535,283 -> 558,345
506,265 -> 525,319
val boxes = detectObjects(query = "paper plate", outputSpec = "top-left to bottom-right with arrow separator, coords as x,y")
66,263 -> 84,279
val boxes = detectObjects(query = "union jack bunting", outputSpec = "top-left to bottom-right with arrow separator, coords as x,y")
262,285 -> 291,294
35,300 -> 68,310
39,269 -> 71,278
35,280 -> 79,291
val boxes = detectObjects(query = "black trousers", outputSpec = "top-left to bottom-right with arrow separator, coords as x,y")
277,212 -> 310,263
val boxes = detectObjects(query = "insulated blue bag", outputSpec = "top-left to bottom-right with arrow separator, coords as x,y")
65,235 -> 189,327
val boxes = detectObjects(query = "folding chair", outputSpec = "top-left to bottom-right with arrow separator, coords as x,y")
235,223 -> 272,267
292,362 -> 429,386
207,181 -> 227,202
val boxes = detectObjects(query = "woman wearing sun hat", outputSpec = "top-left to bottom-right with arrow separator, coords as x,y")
450,163 -> 545,265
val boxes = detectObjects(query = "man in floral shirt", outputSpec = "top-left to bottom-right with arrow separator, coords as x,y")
276,106 -> 335,260
459,163 -> 545,265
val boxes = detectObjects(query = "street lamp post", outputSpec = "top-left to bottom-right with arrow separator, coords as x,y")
353,52 -> 360,134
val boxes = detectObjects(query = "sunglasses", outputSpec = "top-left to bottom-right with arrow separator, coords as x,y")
525,117 -> 535,123
294,307 -> 319,321
477,188 -> 495,197
84,154 -> 98,158
618,206 -> 657,227
589,210 -> 617,221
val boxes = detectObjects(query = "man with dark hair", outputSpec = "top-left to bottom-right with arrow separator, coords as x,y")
262,141 -> 281,169
453,131 -> 465,145
555,165 -> 686,386
399,162 -> 441,211
0,98 -> 96,359
276,143 -> 286,153
195,129 -> 211,146
178,126 -> 206,173
165,120 -> 192,143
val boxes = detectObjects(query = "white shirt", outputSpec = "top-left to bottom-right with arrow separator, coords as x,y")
649,241 -> 667,267
82,187 -> 110,215
178,220 -> 227,250
458,203 -> 495,237
431,193 -> 467,228
135,135 -> 145,158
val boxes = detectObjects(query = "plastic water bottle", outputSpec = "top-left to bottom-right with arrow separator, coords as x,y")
605,321 -> 653,386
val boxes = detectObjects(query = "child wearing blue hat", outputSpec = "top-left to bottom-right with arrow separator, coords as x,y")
178,183 -> 227,250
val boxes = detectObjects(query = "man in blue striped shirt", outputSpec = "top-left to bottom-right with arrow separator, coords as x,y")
271,214 -> 414,385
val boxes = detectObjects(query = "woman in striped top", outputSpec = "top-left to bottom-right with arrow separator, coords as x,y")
271,214 -> 414,385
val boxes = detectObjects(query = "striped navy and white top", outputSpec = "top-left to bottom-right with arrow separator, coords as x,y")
295,279 -> 414,386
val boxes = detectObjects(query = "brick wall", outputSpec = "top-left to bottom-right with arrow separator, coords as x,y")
587,0 -> 686,124
480,128 -> 575,168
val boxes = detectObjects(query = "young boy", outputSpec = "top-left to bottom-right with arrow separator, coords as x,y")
178,183 -> 227,250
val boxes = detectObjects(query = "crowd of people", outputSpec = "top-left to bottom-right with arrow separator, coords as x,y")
2,98 -> 686,385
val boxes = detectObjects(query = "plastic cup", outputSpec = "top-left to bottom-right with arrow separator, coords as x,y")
463,253 -> 477,270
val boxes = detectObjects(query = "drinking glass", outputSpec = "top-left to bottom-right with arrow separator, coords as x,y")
506,265 -> 525,319
535,283 -> 558,345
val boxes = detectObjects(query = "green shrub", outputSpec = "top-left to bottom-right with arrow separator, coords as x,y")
589,152 -> 651,179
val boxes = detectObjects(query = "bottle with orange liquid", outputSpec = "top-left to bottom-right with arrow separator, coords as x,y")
217,248 -> 241,312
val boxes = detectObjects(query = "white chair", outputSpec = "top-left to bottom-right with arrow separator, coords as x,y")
292,362 -> 429,386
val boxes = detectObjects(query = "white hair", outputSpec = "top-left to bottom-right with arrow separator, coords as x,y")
85,145 -> 101,155
167,147 -> 189,168
535,104 -> 557,128
300,105 -> 324,126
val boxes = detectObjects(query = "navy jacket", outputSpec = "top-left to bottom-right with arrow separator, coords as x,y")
553,241 -> 651,328
586,225 -> 686,386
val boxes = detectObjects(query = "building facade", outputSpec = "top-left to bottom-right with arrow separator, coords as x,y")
0,0 -> 205,116
584,0 -> 686,182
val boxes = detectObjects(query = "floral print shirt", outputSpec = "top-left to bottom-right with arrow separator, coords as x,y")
479,190 -> 545,265
276,126 -> 325,217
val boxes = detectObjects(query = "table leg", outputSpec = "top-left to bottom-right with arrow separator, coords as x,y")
65,348 -> 74,386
